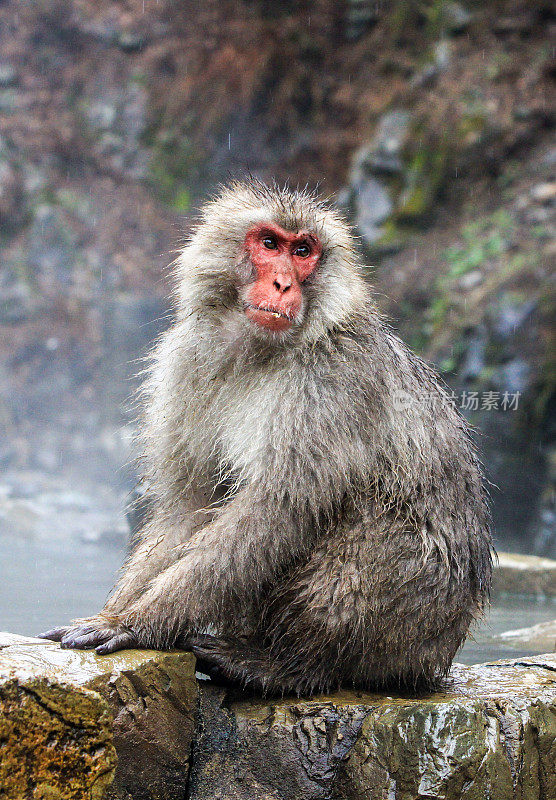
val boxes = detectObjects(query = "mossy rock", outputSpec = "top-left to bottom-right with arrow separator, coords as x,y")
0,678 -> 115,800
396,130 -> 450,221
0,634 -> 197,800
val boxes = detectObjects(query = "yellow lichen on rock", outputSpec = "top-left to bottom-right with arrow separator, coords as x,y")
0,678 -> 116,800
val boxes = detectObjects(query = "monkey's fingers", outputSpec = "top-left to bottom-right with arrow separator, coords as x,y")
194,657 -> 233,685
186,633 -> 220,652
60,626 -> 114,650
187,636 -> 240,686
179,634 -> 216,660
95,632 -> 137,655
37,627 -> 70,642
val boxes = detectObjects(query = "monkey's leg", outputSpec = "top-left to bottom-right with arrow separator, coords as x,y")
182,527 -> 370,696
188,512 -> 488,695
185,621 -> 349,696
258,513 -> 487,693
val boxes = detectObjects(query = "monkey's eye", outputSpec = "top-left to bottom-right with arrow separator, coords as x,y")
294,243 -> 311,258
262,236 -> 278,250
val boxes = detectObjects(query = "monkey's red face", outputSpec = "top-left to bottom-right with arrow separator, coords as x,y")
243,223 -> 322,332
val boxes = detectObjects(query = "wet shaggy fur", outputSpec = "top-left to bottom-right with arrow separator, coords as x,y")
41,180 -> 493,695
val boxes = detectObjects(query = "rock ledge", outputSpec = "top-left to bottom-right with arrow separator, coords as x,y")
190,654 -> 556,800
0,633 -> 197,800
1,634 -> 555,800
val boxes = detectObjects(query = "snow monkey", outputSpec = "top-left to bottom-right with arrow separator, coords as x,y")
40,180 -> 493,695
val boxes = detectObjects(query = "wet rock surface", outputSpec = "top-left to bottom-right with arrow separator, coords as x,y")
1,634 -> 555,799
497,620 -> 556,653
189,656 -> 556,800
0,633 -> 197,800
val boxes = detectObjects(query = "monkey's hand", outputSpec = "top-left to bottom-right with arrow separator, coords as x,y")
38,615 -> 139,655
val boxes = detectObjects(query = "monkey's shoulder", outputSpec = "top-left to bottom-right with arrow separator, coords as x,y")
318,317 -> 442,388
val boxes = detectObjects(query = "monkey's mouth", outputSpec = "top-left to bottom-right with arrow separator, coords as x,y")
243,303 -> 294,331
244,303 -> 290,320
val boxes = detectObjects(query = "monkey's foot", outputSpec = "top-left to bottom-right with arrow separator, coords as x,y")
38,616 -> 138,655
183,633 -> 276,693
180,634 -> 233,684
183,633 -> 228,660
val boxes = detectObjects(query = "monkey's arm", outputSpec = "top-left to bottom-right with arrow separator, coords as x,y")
103,495 -> 215,615
119,481 -> 318,645
40,475 -> 332,653
36,519 -> 191,651
38,486 -> 219,650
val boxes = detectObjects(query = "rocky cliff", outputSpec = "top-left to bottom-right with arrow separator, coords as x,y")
0,0 -> 554,552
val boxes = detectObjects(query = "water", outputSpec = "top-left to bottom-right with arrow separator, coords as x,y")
0,463 -> 130,636
0,535 -> 126,637
1,530 -> 554,663
458,595 -> 556,664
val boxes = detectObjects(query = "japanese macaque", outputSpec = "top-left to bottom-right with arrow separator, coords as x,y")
40,180 -> 493,695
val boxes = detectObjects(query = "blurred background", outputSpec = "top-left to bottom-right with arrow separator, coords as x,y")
0,0 -> 554,660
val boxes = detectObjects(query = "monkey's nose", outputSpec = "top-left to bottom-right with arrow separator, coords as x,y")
273,274 -> 292,293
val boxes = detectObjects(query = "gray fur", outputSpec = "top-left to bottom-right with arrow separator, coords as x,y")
40,180 -> 493,695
